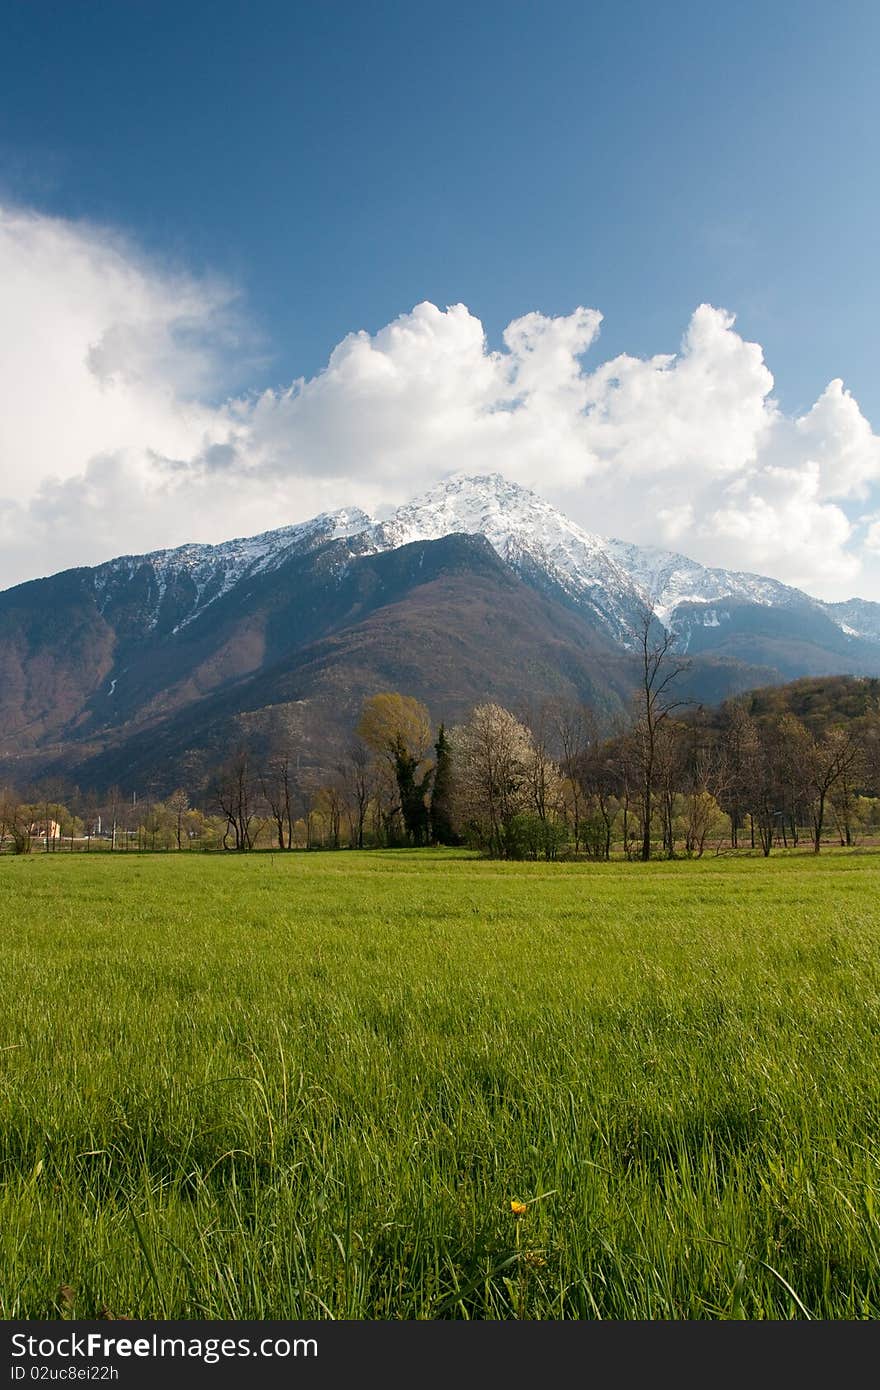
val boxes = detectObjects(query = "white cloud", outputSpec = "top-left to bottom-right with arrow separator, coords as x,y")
2,202 -> 880,600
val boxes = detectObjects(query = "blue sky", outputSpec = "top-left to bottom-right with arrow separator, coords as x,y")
1,0 -> 880,596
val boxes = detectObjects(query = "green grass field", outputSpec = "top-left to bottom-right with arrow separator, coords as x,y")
1,849 -> 879,1319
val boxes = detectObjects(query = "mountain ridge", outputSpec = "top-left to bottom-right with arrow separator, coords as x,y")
13,471 -> 873,649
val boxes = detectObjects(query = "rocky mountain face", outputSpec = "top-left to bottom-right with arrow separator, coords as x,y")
2,473 -> 879,794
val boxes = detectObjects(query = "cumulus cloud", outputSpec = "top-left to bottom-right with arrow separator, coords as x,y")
2,202 -> 880,599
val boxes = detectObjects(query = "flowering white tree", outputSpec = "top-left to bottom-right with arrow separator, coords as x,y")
450,703 -> 564,857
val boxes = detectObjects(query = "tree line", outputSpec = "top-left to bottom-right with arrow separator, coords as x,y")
5,621 -> 880,859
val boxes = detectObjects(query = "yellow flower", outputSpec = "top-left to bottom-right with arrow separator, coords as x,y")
510,1200 -> 528,1216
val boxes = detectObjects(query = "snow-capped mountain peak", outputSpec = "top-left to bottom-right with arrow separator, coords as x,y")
365,473 -> 880,650
374,473 -> 648,643
80,471 -> 880,653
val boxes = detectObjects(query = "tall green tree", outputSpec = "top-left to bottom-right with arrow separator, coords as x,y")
392,736 -> 433,846
430,724 -> 457,845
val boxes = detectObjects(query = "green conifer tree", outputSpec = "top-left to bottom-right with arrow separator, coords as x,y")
430,724 -> 458,845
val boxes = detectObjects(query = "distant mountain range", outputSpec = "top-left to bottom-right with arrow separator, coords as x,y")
3,473 -> 880,794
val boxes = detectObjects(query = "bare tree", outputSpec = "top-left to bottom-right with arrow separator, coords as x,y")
340,740 -> 374,849
632,610 -> 690,861
260,753 -> 297,850
135,802 -> 157,851
166,787 -> 190,851
738,716 -> 809,857
521,702 -> 565,827
104,785 -> 124,851
718,704 -> 759,849
314,782 -> 345,849
210,750 -> 255,851
573,718 -> 621,860
0,786 -> 18,847
550,703 -> 591,853
807,726 -> 863,854
678,709 -> 728,857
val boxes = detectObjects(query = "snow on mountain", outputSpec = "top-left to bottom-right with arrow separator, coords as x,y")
601,537 -> 811,624
822,598 -> 880,644
370,474 -> 826,645
82,471 -> 878,651
371,474 -> 648,643
92,506 -> 371,632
